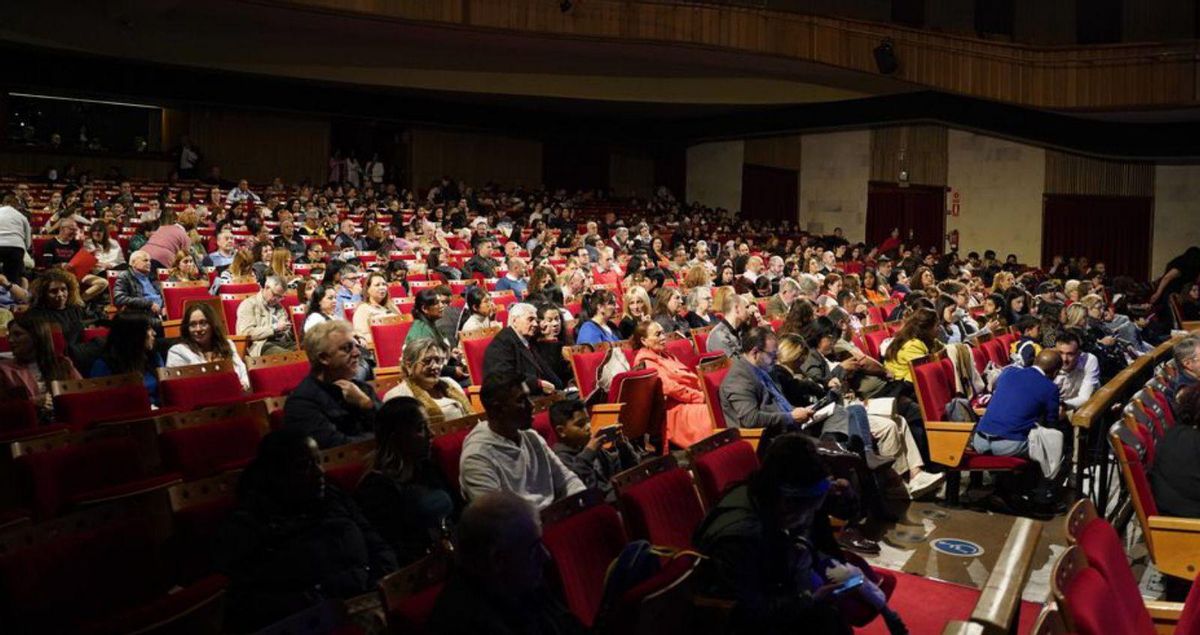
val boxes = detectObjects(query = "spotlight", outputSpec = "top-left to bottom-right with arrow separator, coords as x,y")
560,0 -> 572,12
873,39 -> 899,75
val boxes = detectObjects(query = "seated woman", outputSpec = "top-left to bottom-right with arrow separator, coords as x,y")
457,285 -> 500,334
215,428 -> 398,632
383,338 -> 472,422
304,283 -> 337,333
631,321 -> 712,448
90,312 -> 164,405
167,250 -> 206,282
652,287 -> 690,335
618,286 -> 652,339
25,269 -> 88,358
351,272 -> 399,346
882,308 -> 940,387
574,289 -> 621,346
356,397 -> 455,566
166,302 -> 250,390
684,286 -> 716,328
84,221 -> 124,274
0,314 -> 80,422
532,302 -> 571,384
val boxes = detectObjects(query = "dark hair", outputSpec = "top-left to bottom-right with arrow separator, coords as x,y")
8,313 -> 74,382
799,316 -> 837,350
306,283 -> 336,319
1177,386 -> 1200,429
580,289 -> 616,321
373,396 -> 428,474
101,311 -> 157,374
748,433 -> 828,514
1015,315 -> 1040,334
479,373 -> 526,413
236,427 -> 317,517
412,289 -> 441,325
884,307 -> 938,363
935,294 -> 958,320
740,325 -> 776,354
780,299 -> 816,336
1055,329 -> 1082,347
426,247 -> 443,270
549,399 -> 587,429
182,302 -> 232,359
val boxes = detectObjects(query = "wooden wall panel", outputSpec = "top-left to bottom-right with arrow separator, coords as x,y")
1044,150 -> 1154,196
0,150 -> 174,180
188,109 -> 329,183
744,135 -> 803,171
870,125 -> 948,186
409,128 -> 542,190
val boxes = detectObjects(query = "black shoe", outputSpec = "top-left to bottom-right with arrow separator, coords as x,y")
864,450 -> 896,471
837,527 -> 881,554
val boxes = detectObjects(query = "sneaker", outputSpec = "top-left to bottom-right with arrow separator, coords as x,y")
906,471 -> 945,499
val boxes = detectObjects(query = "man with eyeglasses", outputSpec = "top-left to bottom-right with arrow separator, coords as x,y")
284,319 -> 379,448
719,326 -> 813,430
237,275 -> 298,357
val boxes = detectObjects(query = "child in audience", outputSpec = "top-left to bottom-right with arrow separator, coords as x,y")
1010,315 -> 1042,368
550,399 -> 643,499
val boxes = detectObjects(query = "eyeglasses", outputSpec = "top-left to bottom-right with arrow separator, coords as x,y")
420,356 -> 447,366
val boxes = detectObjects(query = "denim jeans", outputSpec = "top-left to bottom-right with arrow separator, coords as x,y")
971,432 -> 1028,457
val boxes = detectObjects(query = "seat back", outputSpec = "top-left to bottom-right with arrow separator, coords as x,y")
51,373 -> 154,429
970,345 -> 990,375
161,281 -> 213,320
215,282 -> 260,295
688,428 -> 760,509
319,439 -> 377,493
378,551 -> 450,635
612,455 -> 705,549
565,343 -> 610,399
910,354 -> 956,422
692,325 -> 714,354
981,338 -> 1009,367
290,306 -> 308,341
864,327 -> 892,361
541,490 -> 630,627
369,314 -> 415,371
696,356 -> 733,429
158,359 -> 245,409
13,431 -> 155,519
610,368 -> 666,447
1064,499 -> 1155,632
461,327 -> 501,385
168,471 -> 240,583
1110,424 -> 1159,547
245,350 -> 311,396
220,293 -> 256,335
664,334 -> 700,370
429,413 -> 485,496
1052,546 -> 1151,635
157,402 -> 270,480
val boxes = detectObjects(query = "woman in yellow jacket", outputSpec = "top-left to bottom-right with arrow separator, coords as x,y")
883,307 -> 941,384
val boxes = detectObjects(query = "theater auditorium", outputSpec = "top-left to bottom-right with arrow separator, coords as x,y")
1,1 -> 1200,633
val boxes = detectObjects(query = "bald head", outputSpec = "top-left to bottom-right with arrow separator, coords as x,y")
1034,349 -> 1063,376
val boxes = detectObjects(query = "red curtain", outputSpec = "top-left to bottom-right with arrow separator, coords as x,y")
1041,195 -> 1152,281
741,164 -> 797,225
866,183 -> 946,251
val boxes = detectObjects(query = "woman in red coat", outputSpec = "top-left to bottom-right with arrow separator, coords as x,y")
631,321 -> 713,447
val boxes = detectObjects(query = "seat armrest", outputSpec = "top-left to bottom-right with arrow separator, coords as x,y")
925,420 -> 975,468
1144,600 -> 1185,628
162,319 -> 183,339
1148,515 -> 1200,580
589,403 -> 623,430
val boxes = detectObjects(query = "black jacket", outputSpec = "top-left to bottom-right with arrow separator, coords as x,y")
482,327 -> 563,394
428,571 -> 585,635
354,466 -> 455,566
113,269 -> 163,312
283,374 -> 378,448
1151,424 -> 1200,518
462,255 -> 496,279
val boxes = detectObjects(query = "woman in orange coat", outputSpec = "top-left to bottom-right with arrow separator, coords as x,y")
631,321 -> 713,448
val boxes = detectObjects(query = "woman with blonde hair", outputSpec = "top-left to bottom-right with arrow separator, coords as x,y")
352,271 -> 399,345
270,249 -> 295,288
383,338 -> 471,423
990,271 -> 1015,295
168,250 -> 205,282
618,286 -> 652,339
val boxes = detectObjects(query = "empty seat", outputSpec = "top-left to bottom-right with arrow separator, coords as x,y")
688,429 -> 760,508
168,471 -> 240,583
379,552 -> 450,635
696,356 -> 732,429
609,368 -> 666,451
246,350 -> 311,396
158,402 -> 270,480
369,314 -> 415,371
612,455 -> 705,549
460,327 -> 501,385
565,343 -> 611,398
157,359 -> 251,409
664,334 -> 700,370
541,490 -> 629,627
161,281 -> 213,320
51,373 -> 155,430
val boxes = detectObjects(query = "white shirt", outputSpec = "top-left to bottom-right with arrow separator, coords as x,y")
165,340 -> 251,391
0,205 -> 31,251
1055,352 -> 1100,410
304,312 -> 330,333
459,423 -> 584,511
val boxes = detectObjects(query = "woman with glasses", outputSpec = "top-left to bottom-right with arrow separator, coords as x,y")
166,302 -> 250,390
383,339 -> 471,422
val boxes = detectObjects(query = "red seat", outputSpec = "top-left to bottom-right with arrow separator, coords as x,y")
429,415 -> 483,497
693,328 -> 711,354
0,398 -> 39,436
610,368 -> 666,451
981,339 -> 1009,367
461,330 -> 498,385
169,474 -> 239,583
970,345 -> 989,374
0,517 -> 228,633
82,326 -> 109,343
369,315 -> 415,370
541,491 -> 630,627
664,336 -> 700,370
697,358 -> 732,429
380,554 -> 449,635
215,282 -> 260,295
14,434 -> 182,519
566,345 -> 610,398
612,455 -> 705,550
911,357 -> 956,422
52,374 -> 154,430
864,328 -> 891,361
246,351 -> 311,396
221,293 -> 255,335
688,429 -> 760,508
290,306 -> 307,342
1066,501 -> 1157,633
158,360 -> 253,410
161,281 -> 213,320
320,440 -> 375,493
158,404 -> 269,480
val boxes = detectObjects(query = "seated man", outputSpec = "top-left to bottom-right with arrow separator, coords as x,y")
1169,334 -> 1200,407
1054,330 -> 1100,413
284,319 -> 378,448
550,399 -> 643,499
481,303 -> 562,395
113,250 -> 166,317
429,491 -> 585,634
973,349 -> 1063,511
765,277 -> 800,318
720,326 -> 814,431
237,276 -> 298,357
707,292 -> 751,356
459,374 -> 584,510
494,256 -> 528,299
461,236 -> 497,279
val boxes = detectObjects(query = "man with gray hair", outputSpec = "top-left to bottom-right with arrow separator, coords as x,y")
429,491 -> 584,632
481,302 -> 563,394
283,319 -> 378,448
766,277 -> 801,319
796,273 -> 821,301
1171,334 -> 1200,405
237,275 -> 297,356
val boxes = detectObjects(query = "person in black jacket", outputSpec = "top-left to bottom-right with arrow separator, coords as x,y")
550,399 -> 642,499
215,428 -> 398,633
461,236 -> 497,279
113,250 -> 166,316
428,491 -> 585,635
355,397 -> 455,566
481,303 -> 563,395
283,320 -> 379,448
1152,386 -> 1200,518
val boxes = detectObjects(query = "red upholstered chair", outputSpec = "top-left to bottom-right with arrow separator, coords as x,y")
290,305 -> 307,342
12,428 -> 182,519
369,314 -> 415,372
981,338 -> 1010,367
0,398 -> 40,439
215,282 -> 260,295
168,471 -> 240,583
461,326 -> 501,386
0,516 -> 228,634
1052,547 -> 1154,635
51,373 -> 155,430
863,326 -> 892,361
610,368 -> 666,453
379,551 -> 450,635
564,343 -> 612,398
664,333 -> 700,370
612,454 -> 705,549
541,490 -> 630,627
246,350 -> 312,396
157,402 -> 270,480
319,439 -> 377,493
970,343 -> 990,374
387,282 -> 408,299
866,305 -> 888,325
1064,499 -> 1158,632
688,428 -> 760,509
429,413 -> 485,499
158,359 -> 254,409
692,325 -> 714,354
696,356 -> 732,429
161,280 -> 213,320
82,326 -> 109,343
220,292 -> 256,335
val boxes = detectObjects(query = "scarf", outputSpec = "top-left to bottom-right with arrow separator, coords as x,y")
404,377 -> 473,424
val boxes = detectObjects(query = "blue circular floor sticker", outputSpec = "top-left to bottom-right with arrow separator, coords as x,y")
931,538 -> 984,557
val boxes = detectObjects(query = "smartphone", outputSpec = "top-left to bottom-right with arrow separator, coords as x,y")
832,574 -> 865,596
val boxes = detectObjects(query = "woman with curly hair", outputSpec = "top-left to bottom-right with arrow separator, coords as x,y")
26,268 -> 87,354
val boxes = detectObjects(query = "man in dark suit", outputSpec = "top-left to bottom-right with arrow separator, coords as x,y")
719,327 -> 813,430
481,302 -> 563,395
462,236 -> 497,279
